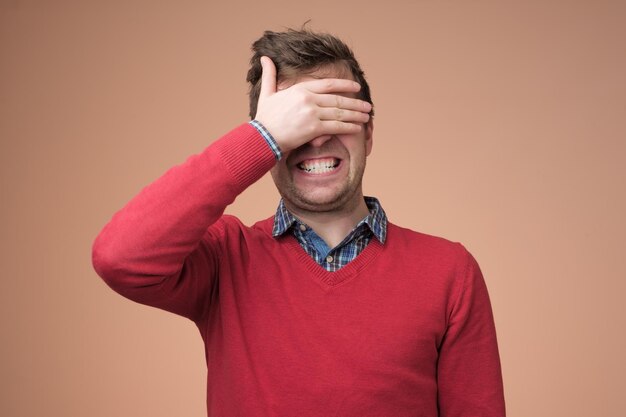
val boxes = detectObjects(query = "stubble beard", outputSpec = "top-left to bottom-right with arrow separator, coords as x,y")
274,162 -> 366,215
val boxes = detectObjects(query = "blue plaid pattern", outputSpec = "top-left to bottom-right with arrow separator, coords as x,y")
249,120 -> 282,160
272,197 -> 387,272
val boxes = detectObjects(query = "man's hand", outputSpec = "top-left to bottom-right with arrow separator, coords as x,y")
254,56 -> 372,153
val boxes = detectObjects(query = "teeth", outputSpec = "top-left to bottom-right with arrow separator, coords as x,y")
298,158 -> 339,174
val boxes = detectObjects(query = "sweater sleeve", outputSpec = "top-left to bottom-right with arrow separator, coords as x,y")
437,248 -> 506,417
91,123 -> 276,322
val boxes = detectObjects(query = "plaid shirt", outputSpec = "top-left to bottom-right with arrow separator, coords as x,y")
272,197 -> 387,272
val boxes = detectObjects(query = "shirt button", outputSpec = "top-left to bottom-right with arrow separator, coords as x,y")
299,224 -> 307,231
326,255 -> 334,263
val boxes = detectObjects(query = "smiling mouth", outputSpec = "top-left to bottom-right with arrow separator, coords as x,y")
297,158 -> 340,174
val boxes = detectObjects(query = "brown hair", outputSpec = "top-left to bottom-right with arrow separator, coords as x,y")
246,28 -> 374,119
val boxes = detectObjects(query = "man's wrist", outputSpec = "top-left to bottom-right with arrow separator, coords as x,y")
249,120 -> 282,160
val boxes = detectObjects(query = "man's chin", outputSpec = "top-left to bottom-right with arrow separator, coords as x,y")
285,188 -> 356,213
290,198 -> 340,212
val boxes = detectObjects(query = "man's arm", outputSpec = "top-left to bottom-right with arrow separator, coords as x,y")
91,124 -> 276,321
437,249 -> 506,416
91,57 -> 373,321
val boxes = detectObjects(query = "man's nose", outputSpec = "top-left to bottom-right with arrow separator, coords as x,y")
308,135 -> 332,147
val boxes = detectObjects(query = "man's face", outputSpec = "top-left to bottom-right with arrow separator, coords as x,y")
270,65 -> 374,214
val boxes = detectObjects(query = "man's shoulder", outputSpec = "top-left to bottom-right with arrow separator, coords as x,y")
251,215 -> 275,235
386,222 -> 470,262
212,214 -> 274,238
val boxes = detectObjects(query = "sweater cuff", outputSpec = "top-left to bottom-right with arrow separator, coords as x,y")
212,123 -> 277,193
249,120 -> 282,160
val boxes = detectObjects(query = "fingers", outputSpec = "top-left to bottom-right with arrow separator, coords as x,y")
299,77 -> 363,95
318,120 -> 364,136
259,56 -> 277,100
315,94 -> 372,114
317,107 -> 370,124
255,70 -> 372,152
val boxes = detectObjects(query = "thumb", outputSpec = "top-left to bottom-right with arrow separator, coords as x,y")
259,56 -> 277,100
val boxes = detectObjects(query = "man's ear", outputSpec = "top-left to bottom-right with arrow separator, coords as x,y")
365,119 -> 374,156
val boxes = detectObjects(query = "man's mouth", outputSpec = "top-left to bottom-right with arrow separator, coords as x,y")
297,158 -> 340,174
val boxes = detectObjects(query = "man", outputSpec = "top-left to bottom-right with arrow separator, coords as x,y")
93,28 -> 505,416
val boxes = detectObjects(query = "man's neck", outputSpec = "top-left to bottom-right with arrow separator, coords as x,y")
286,196 -> 370,249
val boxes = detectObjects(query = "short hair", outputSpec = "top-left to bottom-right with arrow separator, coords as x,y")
246,28 -> 374,119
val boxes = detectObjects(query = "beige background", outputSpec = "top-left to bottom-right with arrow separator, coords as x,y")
1,1 -> 625,416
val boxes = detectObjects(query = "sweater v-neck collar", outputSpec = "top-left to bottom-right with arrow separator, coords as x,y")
256,216 -> 386,290
282,233 -> 385,290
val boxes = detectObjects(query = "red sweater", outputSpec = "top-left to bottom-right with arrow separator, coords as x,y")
92,124 -> 505,416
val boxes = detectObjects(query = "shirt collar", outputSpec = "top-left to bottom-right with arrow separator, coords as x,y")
272,196 -> 387,244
